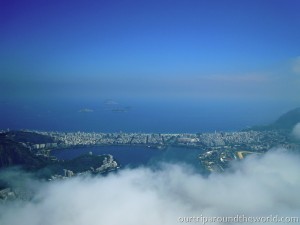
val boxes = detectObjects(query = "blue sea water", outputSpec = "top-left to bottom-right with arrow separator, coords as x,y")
0,97 -> 295,133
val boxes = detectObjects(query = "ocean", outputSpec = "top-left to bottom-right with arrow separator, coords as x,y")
0,97 -> 294,133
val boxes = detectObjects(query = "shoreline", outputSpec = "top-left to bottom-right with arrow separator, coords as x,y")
49,143 -> 208,152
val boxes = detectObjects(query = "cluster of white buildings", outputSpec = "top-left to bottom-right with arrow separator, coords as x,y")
33,130 -> 287,150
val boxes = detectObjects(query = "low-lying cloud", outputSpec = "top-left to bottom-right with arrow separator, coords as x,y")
292,123 -> 300,140
292,56 -> 300,74
0,150 -> 300,225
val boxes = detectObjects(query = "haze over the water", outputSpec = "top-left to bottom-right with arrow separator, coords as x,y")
1,0 -> 300,131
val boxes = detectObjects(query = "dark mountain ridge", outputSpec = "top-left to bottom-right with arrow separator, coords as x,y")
0,133 -> 48,170
0,132 -> 118,179
248,107 -> 300,131
5,130 -> 55,144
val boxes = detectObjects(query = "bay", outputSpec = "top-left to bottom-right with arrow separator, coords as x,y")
51,145 -> 206,171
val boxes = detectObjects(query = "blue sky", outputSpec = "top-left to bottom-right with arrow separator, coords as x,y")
1,0 -> 300,102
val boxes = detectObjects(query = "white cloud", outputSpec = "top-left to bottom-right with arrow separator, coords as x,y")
0,150 -> 300,225
292,123 -> 300,140
292,56 -> 300,74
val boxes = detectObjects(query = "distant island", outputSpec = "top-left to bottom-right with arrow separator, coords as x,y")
78,108 -> 94,113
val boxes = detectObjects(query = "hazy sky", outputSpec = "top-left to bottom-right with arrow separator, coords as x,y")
1,0 -> 300,101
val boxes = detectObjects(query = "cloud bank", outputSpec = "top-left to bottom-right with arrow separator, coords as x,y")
292,123 -> 300,140
0,150 -> 300,225
292,56 -> 300,74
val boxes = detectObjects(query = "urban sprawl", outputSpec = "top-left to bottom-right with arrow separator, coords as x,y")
27,130 -> 296,172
